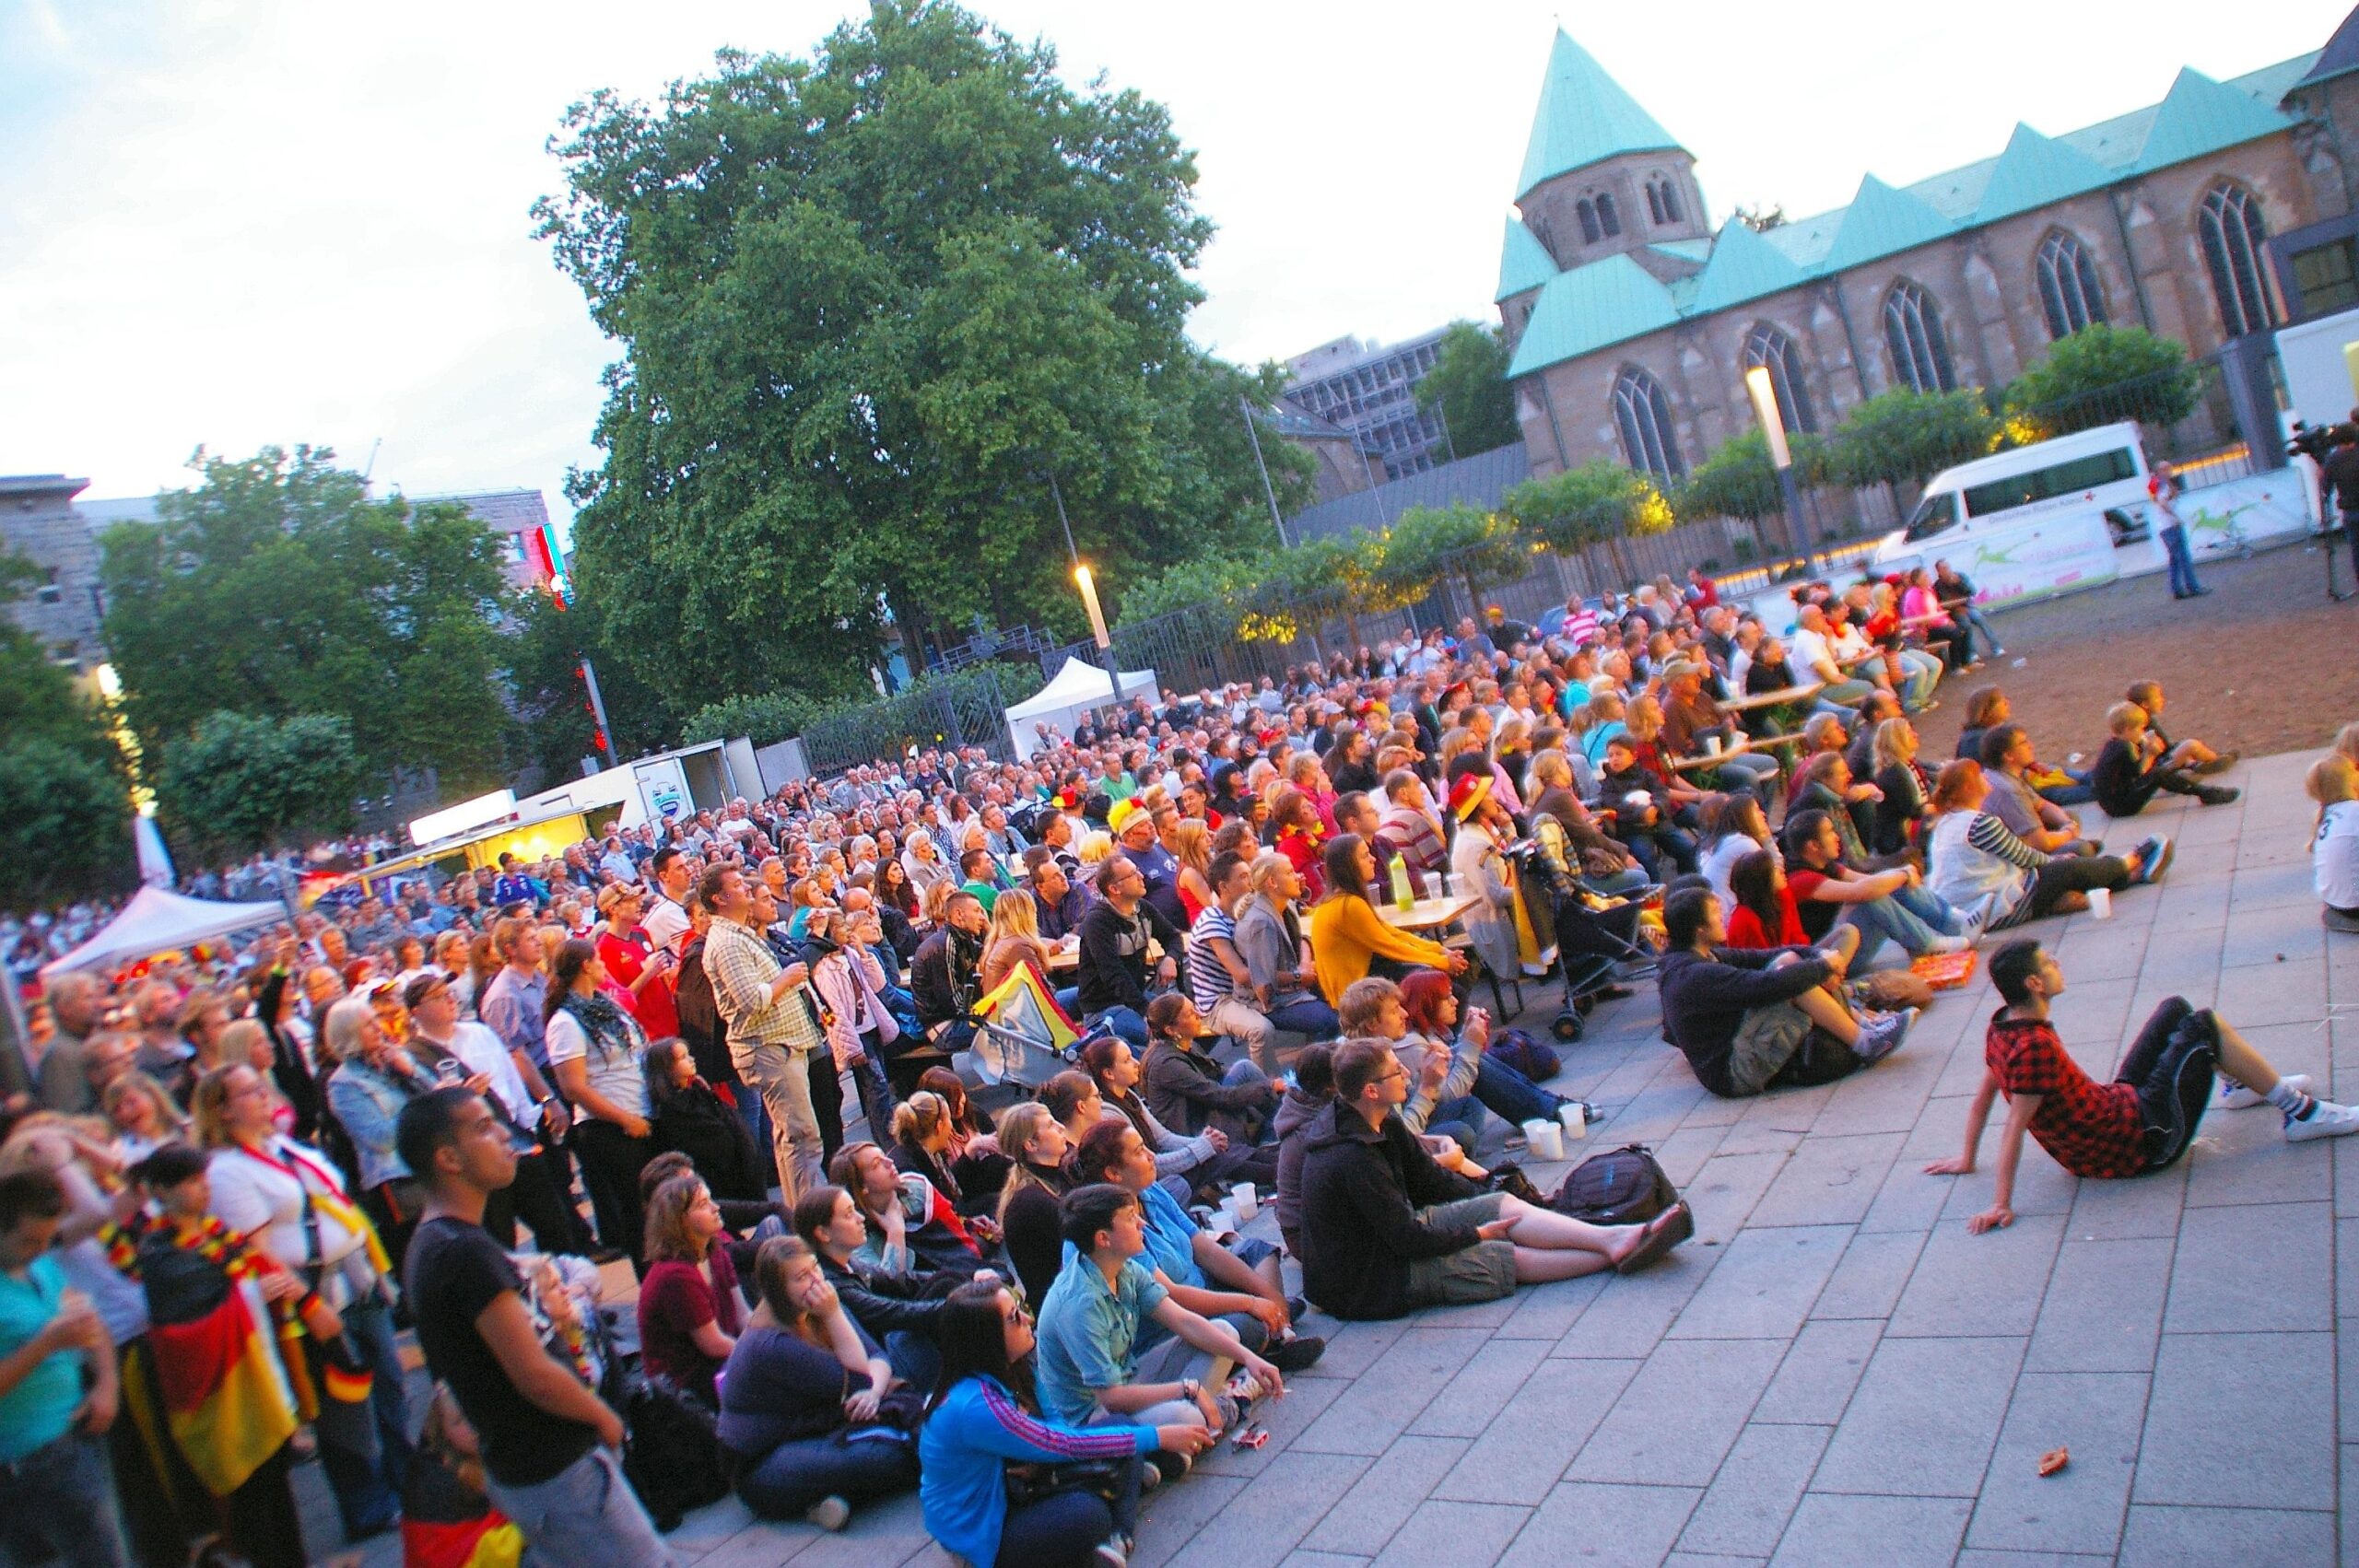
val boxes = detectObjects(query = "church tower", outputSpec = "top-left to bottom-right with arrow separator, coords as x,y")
1510,33 -> 1708,279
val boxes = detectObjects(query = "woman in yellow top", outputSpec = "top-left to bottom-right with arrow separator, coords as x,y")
1307,834 -> 1470,1007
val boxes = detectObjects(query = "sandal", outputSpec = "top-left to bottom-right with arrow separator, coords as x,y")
1614,1200 -> 1694,1275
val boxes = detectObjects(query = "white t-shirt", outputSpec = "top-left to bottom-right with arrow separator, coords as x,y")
1790,626 -> 1837,682
546,1009 -> 650,1119
642,895 -> 690,957
435,1020 -> 539,1130
2317,800 -> 2359,912
206,1139 -> 377,1307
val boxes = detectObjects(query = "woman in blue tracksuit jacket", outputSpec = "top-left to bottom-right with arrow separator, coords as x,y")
920,1280 -> 1208,1567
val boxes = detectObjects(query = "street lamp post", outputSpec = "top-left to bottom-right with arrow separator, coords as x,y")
1744,364 -> 1816,574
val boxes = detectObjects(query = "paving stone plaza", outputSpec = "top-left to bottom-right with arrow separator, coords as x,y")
315,742 -> 2341,1567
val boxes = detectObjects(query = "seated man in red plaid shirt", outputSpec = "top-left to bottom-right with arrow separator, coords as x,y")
1926,938 -> 2359,1234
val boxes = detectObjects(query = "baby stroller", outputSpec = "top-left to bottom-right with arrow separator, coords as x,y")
957,957 -> 1105,1114
1507,835 -> 1661,1042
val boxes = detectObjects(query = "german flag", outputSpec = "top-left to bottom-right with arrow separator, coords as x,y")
146,1275 -> 299,1498
402,1454 -> 523,1568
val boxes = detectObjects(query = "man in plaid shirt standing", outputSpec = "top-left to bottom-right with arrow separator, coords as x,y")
698,862 -> 827,1204
1926,938 -> 2359,1235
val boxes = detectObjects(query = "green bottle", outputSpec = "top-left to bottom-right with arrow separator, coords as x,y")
1390,853 -> 1415,912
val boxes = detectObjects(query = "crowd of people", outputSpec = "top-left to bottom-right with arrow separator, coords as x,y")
4,559 -> 2350,1568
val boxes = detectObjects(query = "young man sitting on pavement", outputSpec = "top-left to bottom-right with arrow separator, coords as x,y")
1925,938 -> 2359,1234
1068,1120 -> 1324,1373
1031,1183 -> 1286,1467
1656,887 -> 1911,1099
1297,1038 -> 1690,1320
2092,701 -> 2237,818
1978,724 -> 2101,856
1781,807 -> 1973,966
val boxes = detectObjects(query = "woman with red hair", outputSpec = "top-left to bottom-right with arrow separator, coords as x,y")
1394,969 -> 1573,1133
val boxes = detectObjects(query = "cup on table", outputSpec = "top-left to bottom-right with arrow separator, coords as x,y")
2088,887 -> 2112,919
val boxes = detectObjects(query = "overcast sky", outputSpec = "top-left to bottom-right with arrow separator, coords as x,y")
0,0 -> 2341,530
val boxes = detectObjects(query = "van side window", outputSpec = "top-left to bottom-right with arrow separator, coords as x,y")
1903,490 -> 1961,541
1959,448 -> 2137,520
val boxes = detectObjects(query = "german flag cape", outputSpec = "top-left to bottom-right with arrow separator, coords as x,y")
113,1217 -> 300,1498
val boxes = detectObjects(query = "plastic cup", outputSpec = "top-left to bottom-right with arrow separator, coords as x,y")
2088,887 -> 2112,919
1559,1102 -> 1588,1141
1232,1183 -> 1258,1223
1704,735 -> 1721,756
1522,1117 -> 1565,1161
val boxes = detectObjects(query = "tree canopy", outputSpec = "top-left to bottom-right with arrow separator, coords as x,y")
535,0 -> 1309,708
98,446 -> 511,789
1823,388 -> 2001,491
0,553 -> 131,906
1414,322 -> 1520,458
2002,324 -> 2201,442
155,711 -> 362,861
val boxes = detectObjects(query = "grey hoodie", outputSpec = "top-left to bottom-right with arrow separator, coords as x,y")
1274,1084 -> 1331,1243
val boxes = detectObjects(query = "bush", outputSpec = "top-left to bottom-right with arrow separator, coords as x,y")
1674,429 -> 1828,522
1503,460 -> 1673,552
2002,325 -> 2201,441
1825,388 -> 2000,491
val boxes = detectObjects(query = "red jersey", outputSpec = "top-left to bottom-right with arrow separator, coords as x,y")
1725,888 -> 1808,949
598,927 -> 680,1041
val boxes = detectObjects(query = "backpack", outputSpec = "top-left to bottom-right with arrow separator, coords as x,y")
1487,1026 -> 1562,1083
617,1371 -> 729,1531
1547,1143 -> 1677,1226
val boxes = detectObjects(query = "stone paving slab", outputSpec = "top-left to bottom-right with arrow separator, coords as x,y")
316,749 -> 2350,1567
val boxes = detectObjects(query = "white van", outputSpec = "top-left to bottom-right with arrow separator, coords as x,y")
1878,420 -> 2151,558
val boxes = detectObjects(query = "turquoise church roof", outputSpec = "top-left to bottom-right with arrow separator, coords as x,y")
1501,36 -> 2317,379
1515,31 -> 1683,203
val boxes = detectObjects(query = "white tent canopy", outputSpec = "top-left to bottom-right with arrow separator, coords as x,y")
41,886 -> 286,980
1005,656 -> 1158,760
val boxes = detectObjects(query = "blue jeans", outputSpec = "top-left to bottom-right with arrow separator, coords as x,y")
734,1082 -> 775,1192
1267,996 -> 1342,1036
486,1445 -> 676,1568
2038,767 -> 2096,808
847,1053 -> 896,1147
0,1431 -> 130,1568
1472,1055 -> 1565,1124
733,1429 -> 918,1522
318,1293 -> 415,1538
2161,523 -> 2203,597
1054,985 -> 1082,1015
1837,883 -> 1956,966
1960,604 -> 2001,658
1087,1006 -> 1149,1049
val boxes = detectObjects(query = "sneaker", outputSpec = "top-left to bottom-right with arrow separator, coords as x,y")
1266,1333 -> 1328,1372
2196,785 -> 2241,807
1147,1450 -> 1192,1487
2194,749 -> 2240,776
1094,1535 -> 1132,1568
2222,1072 -> 2312,1109
805,1496 -> 851,1532
1853,1008 -> 1916,1065
2285,1099 -> 2359,1141
1285,1295 -> 1309,1319
1923,934 -> 1971,955
2135,836 -> 2174,884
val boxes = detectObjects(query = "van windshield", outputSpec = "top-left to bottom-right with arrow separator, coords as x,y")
1903,490 -> 1960,541
1960,448 -> 2138,520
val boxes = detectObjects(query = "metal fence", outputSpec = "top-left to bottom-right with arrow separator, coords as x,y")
797,666 -> 1020,775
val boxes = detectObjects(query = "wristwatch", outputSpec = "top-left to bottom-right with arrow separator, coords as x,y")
1180,1377 -> 1202,1403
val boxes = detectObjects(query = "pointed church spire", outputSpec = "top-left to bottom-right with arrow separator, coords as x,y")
1820,174 -> 1953,272
2134,66 -> 2295,173
1516,30 -> 1684,202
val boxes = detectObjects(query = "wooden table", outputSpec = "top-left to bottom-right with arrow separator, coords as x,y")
1724,683 -> 1823,712
1669,732 -> 1806,771
1377,893 -> 1483,932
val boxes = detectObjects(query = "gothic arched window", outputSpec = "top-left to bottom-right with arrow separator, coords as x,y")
1596,192 -> 1622,238
1742,322 -> 1818,434
1577,198 -> 1602,245
1883,280 -> 1956,393
1612,366 -> 1684,483
2199,182 -> 2276,339
1646,181 -> 1665,226
2035,231 -> 2109,339
1660,181 -> 1683,223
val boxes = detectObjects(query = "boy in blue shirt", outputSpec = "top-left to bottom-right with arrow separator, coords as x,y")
0,1167 -> 129,1568
1032,1184 -> 1285,1464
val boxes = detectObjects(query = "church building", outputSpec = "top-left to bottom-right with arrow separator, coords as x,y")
1499,18 -> 2359,491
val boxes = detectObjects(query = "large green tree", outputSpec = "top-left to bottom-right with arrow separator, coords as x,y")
0,553 -> 131,907
156,711 -> 361,861
2002,324 -> 2200,441
1824,388 -> 2000,491
98,447 -> 511,788
535,0 -> 1305,706
1414,322 -> 1520,458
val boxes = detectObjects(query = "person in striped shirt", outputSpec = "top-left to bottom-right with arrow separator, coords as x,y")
698,863 -> 828,1206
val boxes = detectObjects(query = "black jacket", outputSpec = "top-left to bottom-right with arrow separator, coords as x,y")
1297,1099 -> 1486,1320
910,929 -> 980,1031
1142,1038 -> 1269,1139
1074,899 -> 1180,1017
1656,945 -> 1832,1097
2092,736 -> 2170,818
672,937 -> 735,1088
651,1078 -> 770,1203
816,1251 -> 948,1342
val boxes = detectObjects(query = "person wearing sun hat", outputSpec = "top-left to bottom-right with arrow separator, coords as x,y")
1447,775 -> 1542,979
